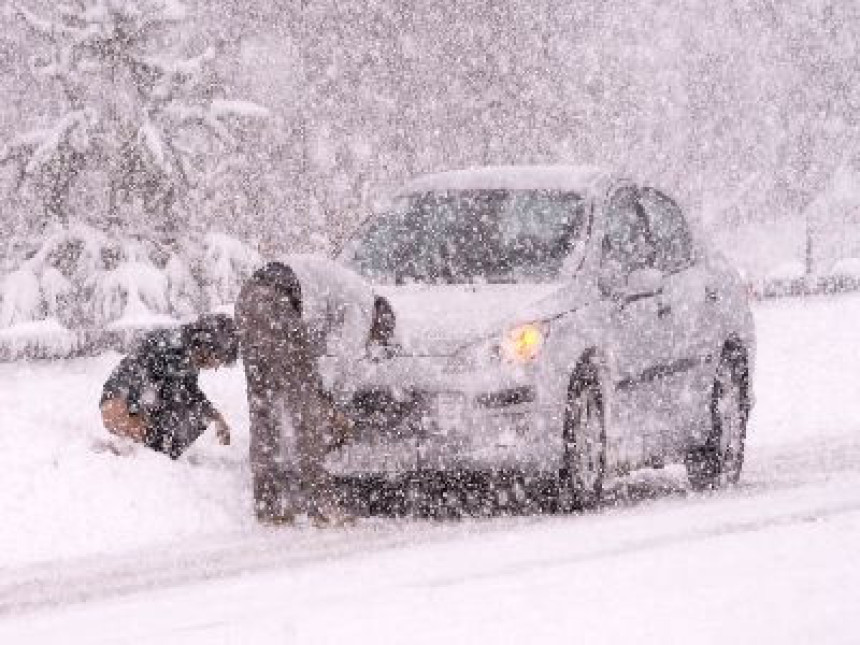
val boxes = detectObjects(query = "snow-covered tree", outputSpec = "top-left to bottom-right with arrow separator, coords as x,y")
1,0 -> 268,239
199,232 -> 262,312
0,0 -> 270,356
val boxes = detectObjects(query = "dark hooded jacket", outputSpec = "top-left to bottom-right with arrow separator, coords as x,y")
101,327 -> 217,456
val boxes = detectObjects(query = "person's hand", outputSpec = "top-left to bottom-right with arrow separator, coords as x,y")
329,408 -> 355,449
210,413 -> 231,446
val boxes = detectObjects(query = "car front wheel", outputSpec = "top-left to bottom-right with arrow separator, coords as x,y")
560,363 -> 606,511
686,343 -> 749,491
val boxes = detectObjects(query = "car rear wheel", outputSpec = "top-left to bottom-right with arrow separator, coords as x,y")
560,363 -> 606,511
686,343 -> 749,491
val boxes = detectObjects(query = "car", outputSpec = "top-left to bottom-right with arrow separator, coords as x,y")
328,165 -> 755,508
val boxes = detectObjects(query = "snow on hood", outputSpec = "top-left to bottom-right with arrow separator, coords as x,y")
377,282 -> 562,356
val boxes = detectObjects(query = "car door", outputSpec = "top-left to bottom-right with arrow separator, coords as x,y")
598,185 -> 674,468
637,187 -> 719,455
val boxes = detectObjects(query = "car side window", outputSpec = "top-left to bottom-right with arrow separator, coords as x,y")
600,187 -> 656,291
638,188 -> 694,273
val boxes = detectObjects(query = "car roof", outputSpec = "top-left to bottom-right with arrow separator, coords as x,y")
395,165 -> 610,196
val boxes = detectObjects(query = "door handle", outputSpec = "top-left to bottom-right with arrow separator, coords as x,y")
657,301 -> 672,318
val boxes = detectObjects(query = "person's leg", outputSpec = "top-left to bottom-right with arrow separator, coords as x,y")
236,267 -> 347,523
286,380 -> 339,520
246,356 -> 294,520
236,273 -> 313,521
100,394 -> 205,460
100,398 -> 148,442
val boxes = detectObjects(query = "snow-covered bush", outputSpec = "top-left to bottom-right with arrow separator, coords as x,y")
0,221 -> 110,326
164,253 -> 203,319
0,221 -> 111,354
0,225 -> 104,356
93,260 -> 170,329
818,258 -> 860,295
0,319 -> 79,360
0,223 -> 262,358
762,261 -> 808,298
201,232 -> 262,312
0,267 -> 43,328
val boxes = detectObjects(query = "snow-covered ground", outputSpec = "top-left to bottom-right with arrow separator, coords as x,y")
1,294 -> 860,643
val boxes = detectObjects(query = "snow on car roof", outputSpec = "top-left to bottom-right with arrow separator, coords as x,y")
396,165 -> 609,195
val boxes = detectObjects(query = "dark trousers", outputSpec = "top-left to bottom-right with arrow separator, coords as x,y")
235,278 -> 338,518
143,402 -> 210,460
143,401 -> 209,459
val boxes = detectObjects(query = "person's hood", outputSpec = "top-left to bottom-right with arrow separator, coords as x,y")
376,282 -> 564,356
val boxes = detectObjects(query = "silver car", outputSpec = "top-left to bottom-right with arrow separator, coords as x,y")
330,165 -> 755,508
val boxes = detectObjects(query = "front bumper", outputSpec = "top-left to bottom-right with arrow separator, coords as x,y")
324,366 -> 563,476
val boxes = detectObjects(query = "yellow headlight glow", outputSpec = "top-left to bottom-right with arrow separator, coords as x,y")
501,322 -> 546,363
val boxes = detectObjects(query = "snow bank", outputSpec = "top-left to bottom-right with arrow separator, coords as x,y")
0,354 -> 252,567
756,260 -> 809,298
0,318 -> 78,359
710,220 -> 806,288
829,257 -> 860,278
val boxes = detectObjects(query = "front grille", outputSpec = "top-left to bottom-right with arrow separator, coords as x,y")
475,386 -> 536,409
349,388 -> 429,440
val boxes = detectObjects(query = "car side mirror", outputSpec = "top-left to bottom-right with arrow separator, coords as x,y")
559,241 -> 587,278
367,295 -> 399,361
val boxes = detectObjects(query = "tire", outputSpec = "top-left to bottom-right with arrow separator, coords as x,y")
559,363 -> 606,511
686,342 -> 750,491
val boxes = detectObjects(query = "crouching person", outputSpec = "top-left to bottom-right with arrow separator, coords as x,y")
100,314 -> 239,459
235,256 -> 379,526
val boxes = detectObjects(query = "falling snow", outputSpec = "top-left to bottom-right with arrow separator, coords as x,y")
0,1 -> 859,643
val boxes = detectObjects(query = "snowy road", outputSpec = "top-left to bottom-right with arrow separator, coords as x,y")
1,295 -> 860,643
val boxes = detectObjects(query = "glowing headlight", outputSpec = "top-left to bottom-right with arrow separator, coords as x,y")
500,322 -> 547,363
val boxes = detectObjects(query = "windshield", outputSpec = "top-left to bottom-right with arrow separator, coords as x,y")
345,189 -> 588,284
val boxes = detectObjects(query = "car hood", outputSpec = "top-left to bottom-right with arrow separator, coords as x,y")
376,282 -> 563,356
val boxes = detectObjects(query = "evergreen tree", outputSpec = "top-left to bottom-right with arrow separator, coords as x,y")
1,0 -> 267,239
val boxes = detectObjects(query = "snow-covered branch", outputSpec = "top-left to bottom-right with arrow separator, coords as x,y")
210,99 -> 271,121
0,0 -> 272,348
10,2 -> 79,38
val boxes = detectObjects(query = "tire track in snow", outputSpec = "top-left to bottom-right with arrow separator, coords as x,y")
4,433 -> 860,618
413,491 -> 860,591
0,518 -> 535,617
4,475 -> 859,617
